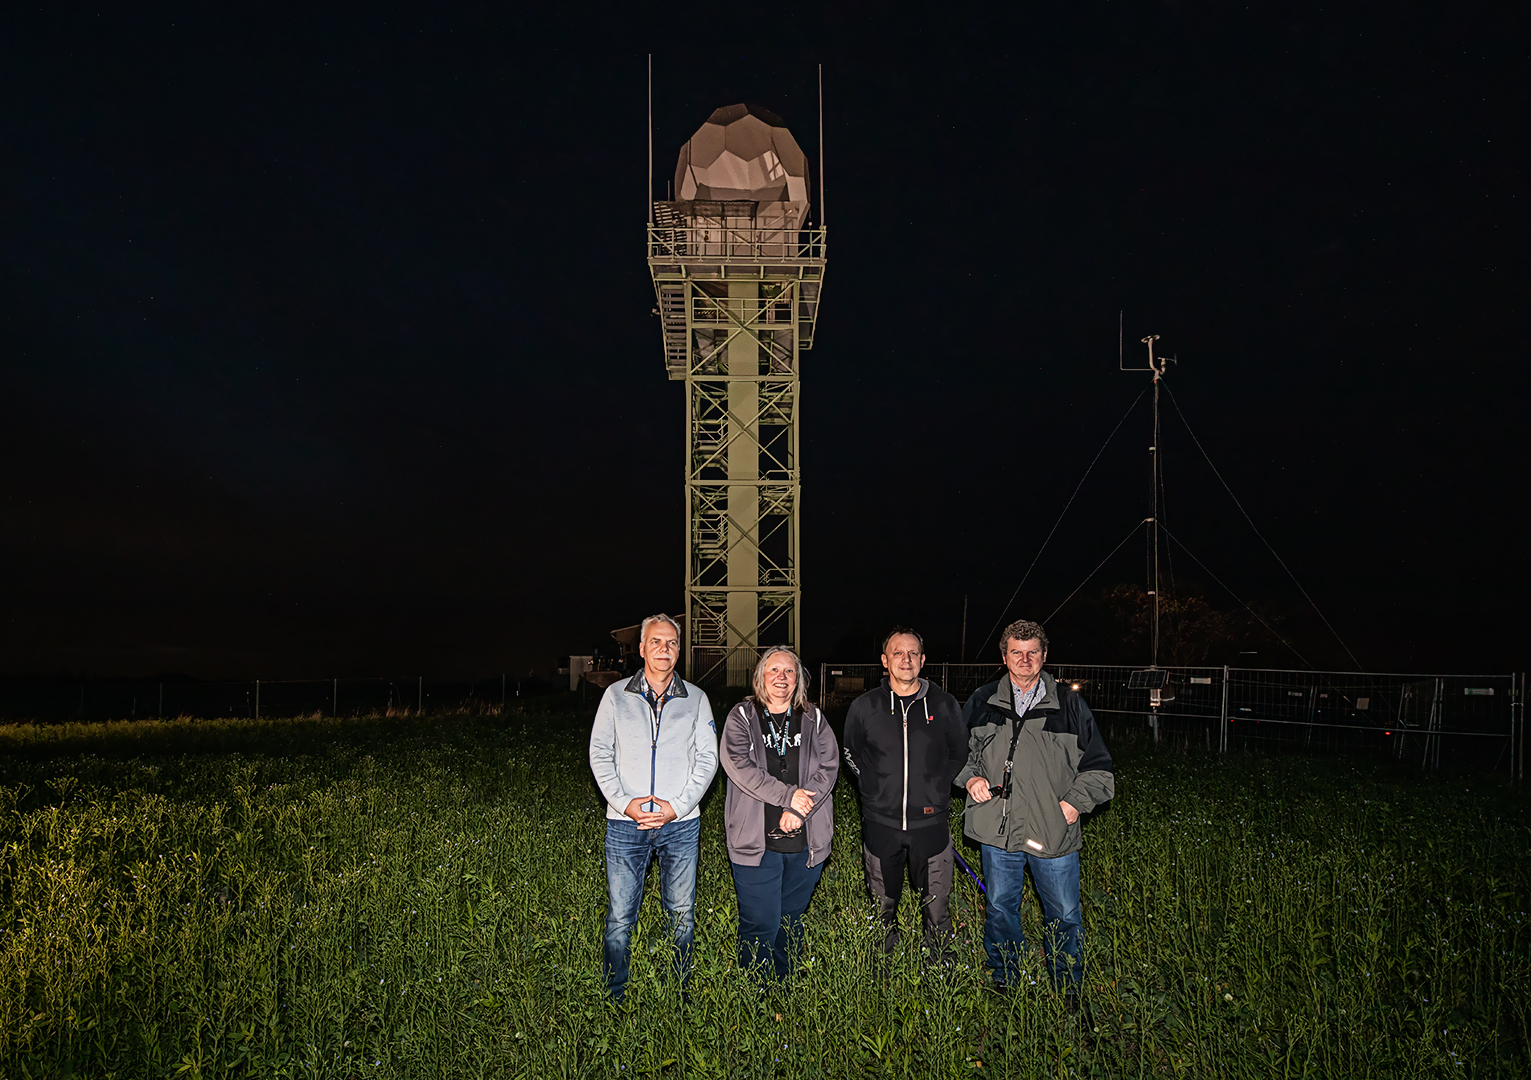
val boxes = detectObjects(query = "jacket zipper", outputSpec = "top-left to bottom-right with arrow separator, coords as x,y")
900,696 -> 909,831
809,712 -> 818,856
648,691 -> 664,812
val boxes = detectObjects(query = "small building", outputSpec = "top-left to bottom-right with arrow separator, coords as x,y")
557,656 -> 594,692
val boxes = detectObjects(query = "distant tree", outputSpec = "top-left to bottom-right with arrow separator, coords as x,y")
1093,583 -> 1280,666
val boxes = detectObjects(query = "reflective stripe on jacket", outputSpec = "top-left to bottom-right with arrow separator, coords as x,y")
955,671 -> 1114,856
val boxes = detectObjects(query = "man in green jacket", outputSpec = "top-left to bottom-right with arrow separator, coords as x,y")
957,619 -> 1114,997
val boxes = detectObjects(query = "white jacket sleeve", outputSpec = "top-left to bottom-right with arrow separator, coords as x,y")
588,686 -> 634,816
669,693 -> 719,819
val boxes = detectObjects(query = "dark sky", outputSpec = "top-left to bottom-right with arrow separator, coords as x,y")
3,5 -> 1526,679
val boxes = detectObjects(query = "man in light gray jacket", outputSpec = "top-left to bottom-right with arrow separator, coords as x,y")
588,613 -> 718,1003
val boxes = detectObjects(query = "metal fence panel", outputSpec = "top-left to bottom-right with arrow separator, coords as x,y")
816,662 -> 1522,777
0,676 -> 517,722
4,665 -> 1519,779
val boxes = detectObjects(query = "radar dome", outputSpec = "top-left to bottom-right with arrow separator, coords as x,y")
674,104 -> 810,227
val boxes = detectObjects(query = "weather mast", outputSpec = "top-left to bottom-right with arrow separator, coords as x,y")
647,100 -> 826,687
1123,328 -> 1176,711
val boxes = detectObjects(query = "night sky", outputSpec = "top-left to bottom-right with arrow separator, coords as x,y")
3,6 -> 1526,681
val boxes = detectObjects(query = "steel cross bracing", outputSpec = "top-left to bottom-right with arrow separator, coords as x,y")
648,211 -> 827,687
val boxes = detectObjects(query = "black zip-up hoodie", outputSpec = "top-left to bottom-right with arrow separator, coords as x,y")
842,676 -> 969,832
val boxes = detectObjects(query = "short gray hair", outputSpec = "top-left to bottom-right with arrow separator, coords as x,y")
751,646 -> 811,710
639,613 -> 682,645
999,619 -> 1049,653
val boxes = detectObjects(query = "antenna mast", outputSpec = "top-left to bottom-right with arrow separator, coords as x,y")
1144,334 -> 1163,669
647,54 -> 654,226
1121,321 -> 1172,670
818,64 -> 826,227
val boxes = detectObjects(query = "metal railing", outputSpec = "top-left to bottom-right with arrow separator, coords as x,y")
817,662 -> 1526,779
648,225 -> 827,264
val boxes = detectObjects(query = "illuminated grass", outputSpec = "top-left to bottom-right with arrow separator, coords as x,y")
0,712 -> 1526,1078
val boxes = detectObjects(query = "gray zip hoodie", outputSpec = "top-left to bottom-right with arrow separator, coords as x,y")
720,699 -> 839,868
588,673 -> 719,822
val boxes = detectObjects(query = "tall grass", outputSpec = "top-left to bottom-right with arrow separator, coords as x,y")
1,711 -> 1526,1078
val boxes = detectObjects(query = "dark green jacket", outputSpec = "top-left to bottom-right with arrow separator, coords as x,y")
956,671 -> 1114,857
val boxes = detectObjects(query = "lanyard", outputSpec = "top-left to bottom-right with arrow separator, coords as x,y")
765,710 -> 793,758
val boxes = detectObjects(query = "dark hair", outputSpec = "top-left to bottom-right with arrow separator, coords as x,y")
881,626 -> 925,655
999,619 -> 1049,653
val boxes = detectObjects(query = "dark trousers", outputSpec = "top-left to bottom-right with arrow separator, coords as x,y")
730,849 -> 824,983
861,819 -> 955,962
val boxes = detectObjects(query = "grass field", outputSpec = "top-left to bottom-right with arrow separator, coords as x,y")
1,705 -> 1528,1078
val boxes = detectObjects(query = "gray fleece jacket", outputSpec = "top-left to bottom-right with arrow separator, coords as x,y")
588,673 -> 718,822
721,699 -> 838,868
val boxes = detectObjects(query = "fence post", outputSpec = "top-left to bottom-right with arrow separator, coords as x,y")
819,663 -> 826,706
417,677 -> 423,715
255,679 -> 260,720
1219,666 -> 1230,753
1423,678 -> 1443,771
1506,670 -> 1518,778
333,678 -> 338,718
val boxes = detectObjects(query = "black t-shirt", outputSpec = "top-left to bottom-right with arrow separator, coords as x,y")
894,691 -> 921,717
759,707 -> 804,853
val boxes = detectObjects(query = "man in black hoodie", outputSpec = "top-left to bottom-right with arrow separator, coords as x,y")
843,628 -> 970,964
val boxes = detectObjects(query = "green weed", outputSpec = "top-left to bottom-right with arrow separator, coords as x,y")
0,712 -> 1526,1077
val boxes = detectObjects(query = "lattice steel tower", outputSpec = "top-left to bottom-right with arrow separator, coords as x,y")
647,103 -> 826,686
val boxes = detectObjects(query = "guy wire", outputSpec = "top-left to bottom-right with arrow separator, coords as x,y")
977,384 -> 1149,656
1161,382 -> 1362,669
1042,521 -> 1145,626
1158,523 -> 1315,670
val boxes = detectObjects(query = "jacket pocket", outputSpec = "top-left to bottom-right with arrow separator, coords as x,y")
963,792 -> 1006,845
1024,795 -> 1078,857
808,793 -> 834,864
724,785 -> 765,861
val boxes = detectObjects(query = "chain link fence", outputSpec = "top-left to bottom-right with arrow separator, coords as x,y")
818,662 -> 1525,779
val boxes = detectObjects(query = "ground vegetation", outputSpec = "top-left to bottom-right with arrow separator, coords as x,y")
1,710 -> 1526,1077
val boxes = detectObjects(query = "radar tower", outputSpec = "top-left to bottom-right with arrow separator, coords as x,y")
647,103 -> 827,686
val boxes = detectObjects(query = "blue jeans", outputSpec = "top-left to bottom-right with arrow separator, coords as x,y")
603,816 -> 701,1002
730,849 -> 824,983
979,845 -> 1084,989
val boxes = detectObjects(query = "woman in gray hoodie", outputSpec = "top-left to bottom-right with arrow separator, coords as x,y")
720,646 -> 838,984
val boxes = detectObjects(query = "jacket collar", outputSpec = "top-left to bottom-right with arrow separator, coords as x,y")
879,675 -> 930,702
623,672 -> 688,699
748,697 -> 797,719
986,670 -> 1059,717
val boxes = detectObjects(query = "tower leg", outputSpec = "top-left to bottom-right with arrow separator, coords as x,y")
727,281 -> 760,687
